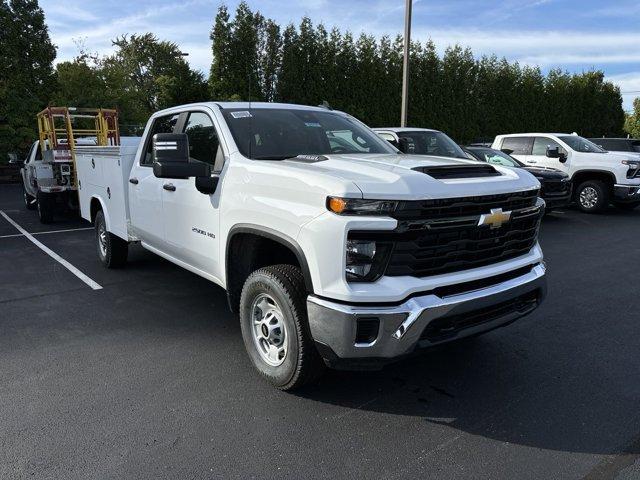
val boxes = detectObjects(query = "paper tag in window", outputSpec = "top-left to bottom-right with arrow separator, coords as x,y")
231,111 -> 252,118
304,122 -> 321,127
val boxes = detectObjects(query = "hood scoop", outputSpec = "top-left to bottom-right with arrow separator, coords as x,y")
412,164 -> 501,179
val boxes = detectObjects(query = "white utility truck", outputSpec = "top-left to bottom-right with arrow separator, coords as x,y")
492,133 -> 640,212
76,102 -> 546,390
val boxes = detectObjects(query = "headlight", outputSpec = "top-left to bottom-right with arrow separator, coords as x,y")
328,197 -> 398,215
345,239 -> 392,282
622,160 -> 640,178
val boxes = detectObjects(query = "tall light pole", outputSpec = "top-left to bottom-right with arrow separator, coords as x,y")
400,0 -> 412,127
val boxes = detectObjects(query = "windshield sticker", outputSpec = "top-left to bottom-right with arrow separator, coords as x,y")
304,122 -> 322,127
231,111 -> 252,119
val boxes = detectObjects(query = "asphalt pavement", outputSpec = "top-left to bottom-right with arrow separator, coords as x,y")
1,183 -> 639,480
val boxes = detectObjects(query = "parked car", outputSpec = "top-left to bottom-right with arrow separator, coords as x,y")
464,146 -> 572,210
588,138 -> 640,158
373,127 -> 470,159
492,133 -> 640,212
76,102 -> 546,390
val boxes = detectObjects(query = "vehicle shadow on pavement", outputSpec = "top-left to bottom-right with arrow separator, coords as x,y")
296,331 -> 640,456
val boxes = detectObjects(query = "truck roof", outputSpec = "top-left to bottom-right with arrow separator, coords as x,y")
496,133 -> 572,137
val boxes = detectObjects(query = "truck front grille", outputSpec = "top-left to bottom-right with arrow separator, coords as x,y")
392,189 -> 538,220
348,190 -> 542,279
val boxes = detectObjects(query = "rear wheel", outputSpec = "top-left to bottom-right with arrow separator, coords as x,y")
36,191 -> 54,223
23,185 -> 36,210
575,180 -> 609,213
239,264 -> 325,390
95,210 -> 128,268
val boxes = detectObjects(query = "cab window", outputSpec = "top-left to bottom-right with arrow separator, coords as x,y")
501,137 -> 532,155
183,112 -> 224,173
142,114 -> 180,165
532,137 -> 563,155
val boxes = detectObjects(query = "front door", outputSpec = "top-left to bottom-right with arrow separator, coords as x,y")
529,136 -> 568,172
129,113 -> 181,247
161,110 -> 225,280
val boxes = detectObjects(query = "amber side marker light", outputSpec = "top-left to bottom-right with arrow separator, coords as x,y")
328,197 -> 347,214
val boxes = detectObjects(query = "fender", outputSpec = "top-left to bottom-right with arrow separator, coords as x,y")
226,224 -> 314,293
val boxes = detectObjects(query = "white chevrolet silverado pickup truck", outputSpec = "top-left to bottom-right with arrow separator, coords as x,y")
76,102 -> 546,390
493,133 -> 640,212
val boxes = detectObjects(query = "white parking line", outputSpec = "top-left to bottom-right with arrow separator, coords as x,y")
0,227 -> 94,240
0,211 -> 103,290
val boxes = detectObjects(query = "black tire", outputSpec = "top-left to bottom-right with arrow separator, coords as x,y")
23,184 -> 36,210
37,191 -> 54,223
239,264 -> 325,390
614,201 -> 640,211
574,180 -> 609,213
95,210 -> 128,268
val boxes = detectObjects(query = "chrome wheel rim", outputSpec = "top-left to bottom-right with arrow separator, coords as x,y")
251,293 -> 287,366
580,187 -> 598,209
98,223 -> 107,257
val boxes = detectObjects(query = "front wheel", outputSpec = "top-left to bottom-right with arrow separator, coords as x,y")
239,264 -> 325,390
95,210 -> 128,268
575,180 -> 609,213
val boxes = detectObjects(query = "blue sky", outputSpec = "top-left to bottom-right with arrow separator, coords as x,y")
40,0 -> 640,111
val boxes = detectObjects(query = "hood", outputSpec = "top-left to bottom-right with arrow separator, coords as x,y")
281,153 -> 540,200
521,165 -> 569,179
602,151 -> 640,162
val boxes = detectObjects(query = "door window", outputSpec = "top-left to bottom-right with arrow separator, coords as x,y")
500,137 -> 533,155
142,114 -> 180,166
532,137 -> 563,155
183,112 -> 224,172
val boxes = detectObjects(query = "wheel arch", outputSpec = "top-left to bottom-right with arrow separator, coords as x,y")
225,224 -> 314,313
571,170 -> 616,189
89,196 -> 111,230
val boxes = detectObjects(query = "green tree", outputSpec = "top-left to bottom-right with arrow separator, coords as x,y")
625,98 -> 640,138
0,0 -> 56,161
100,34 -> 208,126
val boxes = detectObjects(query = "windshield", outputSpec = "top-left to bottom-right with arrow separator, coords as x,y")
468,148 -> 523,167
221,108 -> 396,159
397,131 -> 468,159
558,135 -> 607,153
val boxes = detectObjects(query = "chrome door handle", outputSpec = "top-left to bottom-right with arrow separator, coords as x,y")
163,183 -> 176,192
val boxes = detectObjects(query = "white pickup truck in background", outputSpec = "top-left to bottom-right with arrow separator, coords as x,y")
76,102 -> 546,390
493,133 -> 640,212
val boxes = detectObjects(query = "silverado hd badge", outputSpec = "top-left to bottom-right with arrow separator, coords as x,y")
478,208 -> 512,229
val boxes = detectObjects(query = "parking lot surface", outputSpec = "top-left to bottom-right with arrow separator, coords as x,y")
1,183 -> 639,479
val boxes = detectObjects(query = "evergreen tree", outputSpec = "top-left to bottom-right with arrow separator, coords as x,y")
0,0 -> 56,161
625,98 -> 640,138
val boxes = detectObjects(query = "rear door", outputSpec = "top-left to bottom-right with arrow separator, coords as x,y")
129,113 -> 181,247
161,109 -> 226,281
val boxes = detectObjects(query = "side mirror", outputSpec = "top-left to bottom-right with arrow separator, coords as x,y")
546,146 -> 560,158
386,138 -> 400,149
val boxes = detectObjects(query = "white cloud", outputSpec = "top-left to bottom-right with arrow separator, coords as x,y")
605,72 -> 640,112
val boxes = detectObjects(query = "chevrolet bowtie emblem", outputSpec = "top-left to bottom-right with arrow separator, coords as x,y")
478,208 -> 512,229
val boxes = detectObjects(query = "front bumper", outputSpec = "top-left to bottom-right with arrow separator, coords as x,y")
614,184 -> 640,202
307,263 -> 546,370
